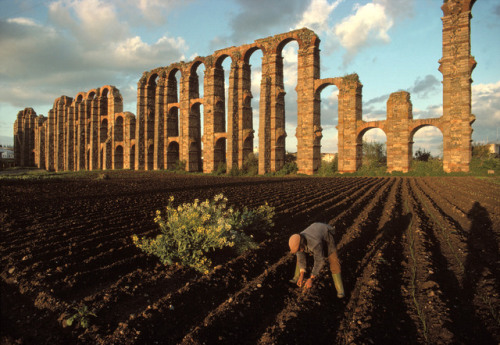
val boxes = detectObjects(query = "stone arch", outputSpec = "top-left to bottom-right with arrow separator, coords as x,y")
167,106 -> 179,137
166,141 -> 180,170
167,67 -> 181,103
190,59 -> 206,98
188,140 -> 201,172
100,118 -> 108,143
129,144 -> 135,170
276,38 -> 299,171
214,137 -> 226,171
214,54 -> 232,135
100,87 -> 109,116
189,102 -> 203,172
358,127 -> 388,169
114,115 -> 124,142
147,143 -> 154,170
241,46 -> 264,168
114,145 -> 123,169
410,124 -> 444,160
313,79 -> 342,169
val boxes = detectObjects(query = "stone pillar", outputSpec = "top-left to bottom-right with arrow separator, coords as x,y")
258,53 -> 272,174
337,75 -> 363,173
439,0 -> 476,172
89,97 -> 99,170
154,74 -> 166,170
55,97 -> 71,172
179,63 -> 201,172
386,91 -> 412,173
238,60 -> 253,169
226,57 -> 240,172
202,60 -> 218,173
135,75 -> 147,170
34,116 -> 46,169
269,52 -> 286,173
77,102 -> 86,170
296,31 -> 320,175
65,104 -> 75,171
165,69 -> 180,169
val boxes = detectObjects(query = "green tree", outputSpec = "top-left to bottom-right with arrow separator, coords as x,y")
362,140 -> 386,167
414,148 -> 432,162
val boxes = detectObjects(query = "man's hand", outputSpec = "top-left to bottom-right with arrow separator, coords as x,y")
297,272 -> 305,287
304,275 -> 315,289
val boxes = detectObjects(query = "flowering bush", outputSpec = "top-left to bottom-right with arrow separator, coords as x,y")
132,194 -> 274,274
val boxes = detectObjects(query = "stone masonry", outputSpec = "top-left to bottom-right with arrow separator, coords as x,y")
14,0 -> 476,174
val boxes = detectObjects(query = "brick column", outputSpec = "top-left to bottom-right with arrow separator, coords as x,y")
136,75 -> 147,170
89,97 -> 99,170
258,53 -> 272,174
202,61 -> 218,173
296,31 -> 320,175
439,0 -> 476,172
238,60 -> 253,169
386,91 -> 412,172
154,74 -> 166,170
226,57 -> 240,172
337,75 -> 363,173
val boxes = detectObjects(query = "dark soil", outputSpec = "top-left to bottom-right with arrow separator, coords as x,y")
1,172 -> 499,344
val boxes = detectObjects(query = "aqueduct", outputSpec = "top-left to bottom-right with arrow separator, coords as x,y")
14,0 -> 476,174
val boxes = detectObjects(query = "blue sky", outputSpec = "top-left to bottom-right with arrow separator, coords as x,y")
1,0 -> 499,156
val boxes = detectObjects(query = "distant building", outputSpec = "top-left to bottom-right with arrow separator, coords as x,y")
487,143 -> 500,155
321,153 -> 336,162
0,147 -> 14,159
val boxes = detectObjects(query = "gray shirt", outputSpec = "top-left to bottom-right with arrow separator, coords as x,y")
296,222 -> 334,276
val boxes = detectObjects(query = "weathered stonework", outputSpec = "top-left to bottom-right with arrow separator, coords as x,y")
14,0 -> 476,174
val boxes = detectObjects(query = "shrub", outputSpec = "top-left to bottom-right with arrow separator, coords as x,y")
316,156 -> 338,176
414,148 -> 432,162
132,194 -> 274,274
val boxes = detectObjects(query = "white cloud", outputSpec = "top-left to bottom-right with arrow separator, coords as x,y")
0,0 -> 189,116
6,17 -> 39,27
297,0 -> 342,32
335,2 -> 393,64
472,81 -> 500,142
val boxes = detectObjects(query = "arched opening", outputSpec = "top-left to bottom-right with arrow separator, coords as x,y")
360,128 -> 387,170
130,144 -> 135,170
279,39 -> 299,160
146,74 -> 158,142
167,141 -> 180,170
167,107 -> 179,137
190,103 -> 203,172
115,116 -> 124,142
218,56 -> 232,134
100,119 -> 108,143
316,84 -> 340,172
411,125 -> 443,170
244,48 -> 263,169
99,148 -> 103,170
214,137 -> 226,171
101,88 -> 109,115
115,145 -> 123,169
130,117 -> 136,140
86,149 -> 90,170
147,144 -> 154,170
188,141 -> 201,172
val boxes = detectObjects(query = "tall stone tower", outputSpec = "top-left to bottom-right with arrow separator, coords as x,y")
439,0 -> 476,172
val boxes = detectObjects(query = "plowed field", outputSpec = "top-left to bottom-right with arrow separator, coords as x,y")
1,172 -> 499,344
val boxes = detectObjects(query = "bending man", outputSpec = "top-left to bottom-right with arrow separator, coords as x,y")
288,222 -> 345,298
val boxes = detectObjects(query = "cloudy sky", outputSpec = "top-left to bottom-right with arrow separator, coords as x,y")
1,0 -> 499,156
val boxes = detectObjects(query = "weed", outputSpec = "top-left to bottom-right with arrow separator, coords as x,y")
65,304 -> 96,329
132,194 -> 274,274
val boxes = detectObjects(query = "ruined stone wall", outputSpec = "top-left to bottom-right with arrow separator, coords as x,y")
15,86 -> 133,172
14,0 -> 476,174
